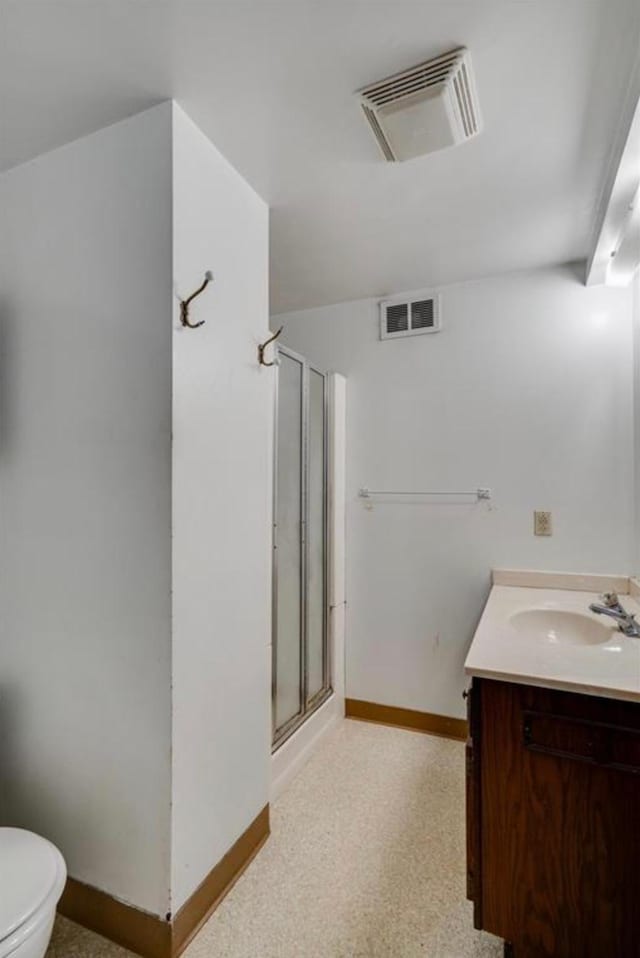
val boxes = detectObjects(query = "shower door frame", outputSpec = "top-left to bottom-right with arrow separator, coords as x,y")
272,345 -> 332,751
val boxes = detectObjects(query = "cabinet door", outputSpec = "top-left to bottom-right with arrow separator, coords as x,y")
480,680 -> 640,958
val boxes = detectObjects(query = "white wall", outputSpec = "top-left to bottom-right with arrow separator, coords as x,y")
275,266 -> 635,719
0,104 -> 174,914
170,104 -> 271,912
0,100 -> 274,920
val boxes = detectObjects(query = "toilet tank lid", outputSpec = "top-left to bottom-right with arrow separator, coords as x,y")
0,828 -> 66,941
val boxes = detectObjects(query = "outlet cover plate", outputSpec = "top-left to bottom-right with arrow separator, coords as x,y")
534,511 -> 552,536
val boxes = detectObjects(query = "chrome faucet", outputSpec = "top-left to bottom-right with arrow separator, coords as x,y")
589,592 -> 640,637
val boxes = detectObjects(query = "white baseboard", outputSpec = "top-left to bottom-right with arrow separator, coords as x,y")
270,693 -> 344,801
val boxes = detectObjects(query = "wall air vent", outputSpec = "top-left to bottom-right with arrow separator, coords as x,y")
380,293 -> 441,340
358,47 -> 482,162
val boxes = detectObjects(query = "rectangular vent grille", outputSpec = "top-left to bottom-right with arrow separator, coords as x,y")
358,47 -> 481,162
362,49 -> 463,108
411,299 -> 435,330
386,303 -> 409,334
380,294 -> 441,340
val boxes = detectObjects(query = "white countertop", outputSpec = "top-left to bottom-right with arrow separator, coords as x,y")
464,585 -> 640,703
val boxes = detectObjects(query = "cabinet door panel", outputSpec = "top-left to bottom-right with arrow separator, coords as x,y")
480,680 -> 640,958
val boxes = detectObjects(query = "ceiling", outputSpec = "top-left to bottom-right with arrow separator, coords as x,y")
1,1 -> 639,314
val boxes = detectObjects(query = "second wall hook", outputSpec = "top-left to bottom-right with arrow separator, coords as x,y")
180,271 -> 213,329
258,326 -> 284,366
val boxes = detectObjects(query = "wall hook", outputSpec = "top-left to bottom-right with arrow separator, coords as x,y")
258,326 -> 284,366
180,271 -> 213,329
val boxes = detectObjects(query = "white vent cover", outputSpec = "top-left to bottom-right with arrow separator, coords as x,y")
380,294 -> 441,340
358,47 -> 481,162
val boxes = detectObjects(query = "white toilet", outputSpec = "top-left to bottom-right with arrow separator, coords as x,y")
0,828 -> 66,958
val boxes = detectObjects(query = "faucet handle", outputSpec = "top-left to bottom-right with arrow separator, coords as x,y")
601,592 -> 620,608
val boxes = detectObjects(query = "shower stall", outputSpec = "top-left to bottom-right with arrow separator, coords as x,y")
272,345 -> 331,749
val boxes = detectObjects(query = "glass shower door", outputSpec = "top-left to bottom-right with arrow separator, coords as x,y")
273,350 -> 304,735
272,347 -> 330,748
305,367 -> 327,707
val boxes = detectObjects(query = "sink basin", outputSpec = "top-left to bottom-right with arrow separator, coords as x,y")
509,609 -> 612,646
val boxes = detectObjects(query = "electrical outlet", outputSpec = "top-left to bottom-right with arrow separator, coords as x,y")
534,511 -> 552,536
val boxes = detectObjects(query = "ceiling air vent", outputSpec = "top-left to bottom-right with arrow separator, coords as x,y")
380,294 -> 441,340
358,47 -> 482,162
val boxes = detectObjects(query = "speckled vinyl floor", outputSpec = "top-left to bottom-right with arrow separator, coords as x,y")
47,719 -> 503,958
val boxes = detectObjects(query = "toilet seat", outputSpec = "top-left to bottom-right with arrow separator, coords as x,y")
0,829 -> 66,951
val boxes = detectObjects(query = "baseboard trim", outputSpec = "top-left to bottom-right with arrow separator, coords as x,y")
58,878 -> 171,958
345,698 -> 467,741
58,805 -> 270,958
171,804 -> 270,956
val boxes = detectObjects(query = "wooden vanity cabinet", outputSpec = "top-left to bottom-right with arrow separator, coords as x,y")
466,678 -> 640,958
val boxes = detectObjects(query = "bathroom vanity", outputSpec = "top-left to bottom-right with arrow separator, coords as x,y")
464,575 -> 640,958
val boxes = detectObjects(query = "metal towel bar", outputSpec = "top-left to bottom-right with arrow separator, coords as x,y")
358,487 -> 491,501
